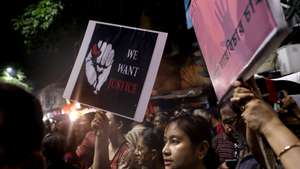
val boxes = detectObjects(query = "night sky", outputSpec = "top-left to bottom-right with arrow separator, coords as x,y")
0,0 -> 188,94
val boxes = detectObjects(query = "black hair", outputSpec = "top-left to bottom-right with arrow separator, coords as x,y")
42,132 -> 66,161
155,111 -> 170,123
142,127 -> 164,163
114,115 -> 133,134
167,112 -> 218,169
218,100 -> 232,112
0,82 -> 44,166
219,100 -> 242,117
168,112 -> 212,146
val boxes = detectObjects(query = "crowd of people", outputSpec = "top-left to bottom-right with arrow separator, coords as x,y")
1,79 -> 300,169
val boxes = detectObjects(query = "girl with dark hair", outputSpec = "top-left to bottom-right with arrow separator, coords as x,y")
134,127 -> 164,169
162,112 -> 218,169
153,112 -> 170,130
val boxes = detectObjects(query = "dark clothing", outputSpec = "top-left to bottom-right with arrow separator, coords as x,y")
47,160 -> 78,169
214,133 -> 237,164
237,154 -> 260,169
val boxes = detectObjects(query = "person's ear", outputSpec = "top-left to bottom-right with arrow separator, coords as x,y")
196,141 -> 209,160
151,149 -> 158,160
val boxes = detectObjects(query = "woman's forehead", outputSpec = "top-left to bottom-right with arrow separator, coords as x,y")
164,122 -> 185,137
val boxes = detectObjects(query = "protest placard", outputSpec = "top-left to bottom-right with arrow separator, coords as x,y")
191,0 -> 289,100
63,20 -> 167,122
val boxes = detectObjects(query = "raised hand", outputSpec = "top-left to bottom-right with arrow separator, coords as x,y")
242,99 -> 278,133
230,81 -> 255,104
230,80 -> 278,133
85,40 -> 114,94
91,111 -> 109,136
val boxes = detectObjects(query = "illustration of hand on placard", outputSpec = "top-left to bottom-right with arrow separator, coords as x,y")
85,40 -> 114,94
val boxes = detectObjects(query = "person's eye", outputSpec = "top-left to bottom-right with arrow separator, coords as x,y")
170,138 -> 180,144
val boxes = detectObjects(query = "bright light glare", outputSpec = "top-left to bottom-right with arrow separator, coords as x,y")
69,111 -> 79,122
4,67 -> 17,78
6,67 -> 13,73
66,99 -> 71,104
75,102 -> 81,109
42,115 -> 48,122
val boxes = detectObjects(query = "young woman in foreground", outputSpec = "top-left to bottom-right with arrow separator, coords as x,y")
162,112 -> 218,169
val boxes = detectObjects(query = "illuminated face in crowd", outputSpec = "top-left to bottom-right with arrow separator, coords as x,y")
220,106 -> 237,136
153,115 -> 161,129
135,137 -> 153,166
106,112 -> 119,138
162,122 -> 199,169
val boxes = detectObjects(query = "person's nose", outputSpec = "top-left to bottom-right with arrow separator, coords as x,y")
227,126 -> 232,132
162,142 -> 171,156
134,148 -> 140,157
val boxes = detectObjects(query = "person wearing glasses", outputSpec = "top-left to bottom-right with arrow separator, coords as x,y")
214,103 -> 240,169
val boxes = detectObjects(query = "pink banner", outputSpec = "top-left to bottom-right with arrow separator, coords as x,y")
191,0 -> 286,100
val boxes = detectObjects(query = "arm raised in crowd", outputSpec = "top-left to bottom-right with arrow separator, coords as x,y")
90,111 -> 133,169
231,81 -> 300,169
280,90 -> 300,119
91,111 -> 110,169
